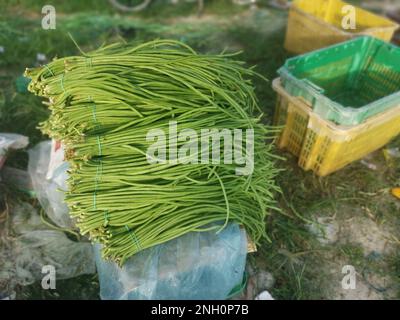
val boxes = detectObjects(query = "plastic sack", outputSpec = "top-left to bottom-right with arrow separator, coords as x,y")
1,166 -> 34,196
28,141 -> 72,228
0,202 -> 95,294
0,133 -> 29,170
14,230 -> 95,285
95,223 -> 247,300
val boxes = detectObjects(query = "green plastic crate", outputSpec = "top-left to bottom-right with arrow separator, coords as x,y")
278,36 -> 400,125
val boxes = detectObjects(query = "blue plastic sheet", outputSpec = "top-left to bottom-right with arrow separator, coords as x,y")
94,223 -> 247,300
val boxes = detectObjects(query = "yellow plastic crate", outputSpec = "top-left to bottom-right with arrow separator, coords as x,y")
285,0 -> 399,54
272,78 -> 400,176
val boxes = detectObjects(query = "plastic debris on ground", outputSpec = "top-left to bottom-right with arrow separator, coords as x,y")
1,166 -> 34,196
255,290 -> 274,300
94,223 -> 247,300
28,141 -> 72,228
360,159 -> 378,171
0,133 -> 29,170
0,201 -> 95,299
15,75 -> 31,93
391,188 -> 400,200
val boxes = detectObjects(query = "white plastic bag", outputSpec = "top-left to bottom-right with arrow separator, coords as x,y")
14,230 -> 95,285
0,202 -> 95,297
28,141 -> 72,228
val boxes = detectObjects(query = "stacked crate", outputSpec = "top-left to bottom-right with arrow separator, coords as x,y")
273,36 -> 400,176
285,0 -> 399,54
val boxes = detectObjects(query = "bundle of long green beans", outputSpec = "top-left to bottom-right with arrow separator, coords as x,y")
26,39 -> 280,265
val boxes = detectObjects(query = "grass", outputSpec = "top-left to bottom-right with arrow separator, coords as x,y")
1,0 -> 399,300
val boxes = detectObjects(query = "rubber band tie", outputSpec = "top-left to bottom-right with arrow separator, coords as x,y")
86,57 -> 93,69
92,101 -> 97,124
93,160 -> 103,210
125,225 -> 142,250
96,136 -> 102,156
44,64 -> 54,77
60,73 -> 66,93
103,210 -> 109,227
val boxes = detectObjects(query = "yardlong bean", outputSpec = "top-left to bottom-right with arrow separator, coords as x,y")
26,39 -> 280,265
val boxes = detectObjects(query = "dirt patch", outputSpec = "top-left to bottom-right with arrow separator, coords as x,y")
340,215 -> 395,256
309,201 -> 399,300
323,254 -> 397,300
